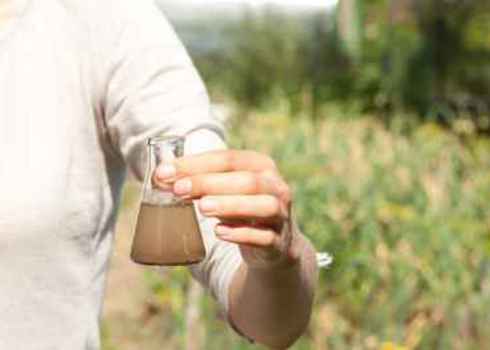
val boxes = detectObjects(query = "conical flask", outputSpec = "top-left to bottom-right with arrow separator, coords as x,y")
130,135 -> 206,266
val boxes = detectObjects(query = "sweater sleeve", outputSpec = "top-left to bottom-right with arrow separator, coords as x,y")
97,0 -> 243,314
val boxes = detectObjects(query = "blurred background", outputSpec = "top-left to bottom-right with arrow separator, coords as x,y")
102,0 -> 490,349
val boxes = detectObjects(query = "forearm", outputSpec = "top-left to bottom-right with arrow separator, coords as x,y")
228,234 -> 318,349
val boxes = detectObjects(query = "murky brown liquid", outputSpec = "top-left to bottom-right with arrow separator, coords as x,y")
131,202 -> 206,266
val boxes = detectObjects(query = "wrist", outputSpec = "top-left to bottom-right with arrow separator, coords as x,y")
245,233 -> 313,288
243,218 -> 305,271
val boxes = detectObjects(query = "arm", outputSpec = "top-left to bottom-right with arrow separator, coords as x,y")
228,231 -> 318,349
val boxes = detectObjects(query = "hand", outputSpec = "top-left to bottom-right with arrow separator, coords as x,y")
153,150 -> 300,269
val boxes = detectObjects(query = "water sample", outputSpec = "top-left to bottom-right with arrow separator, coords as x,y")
130,135 -> 206,266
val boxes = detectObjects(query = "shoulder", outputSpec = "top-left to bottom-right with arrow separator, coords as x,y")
57,0 -> 173,44
58,0 -> 160,20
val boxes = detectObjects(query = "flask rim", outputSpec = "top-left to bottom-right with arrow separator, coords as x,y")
147,135 -> 185,146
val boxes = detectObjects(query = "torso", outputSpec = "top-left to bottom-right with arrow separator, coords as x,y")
0,1 -> 124,348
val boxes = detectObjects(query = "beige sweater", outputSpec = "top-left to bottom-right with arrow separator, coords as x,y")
0,0 -> 243,348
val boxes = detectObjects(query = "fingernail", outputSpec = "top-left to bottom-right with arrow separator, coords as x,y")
153,181 -> 173,192
156,164 -> 176,181
200,198 -> 218,213
174,179 -> 192,195
215,225 -> 231,236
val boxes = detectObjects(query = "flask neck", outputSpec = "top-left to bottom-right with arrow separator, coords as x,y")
143,135 -> 185,206
147,135 -> 184,172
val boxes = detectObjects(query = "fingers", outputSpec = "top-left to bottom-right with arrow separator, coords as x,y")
154,150 -> 277,183
215,223 -> 279,248
198,195 -> 285,220
170,171 -> 287,199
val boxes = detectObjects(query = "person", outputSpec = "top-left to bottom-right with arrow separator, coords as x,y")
0,0 -> 319,348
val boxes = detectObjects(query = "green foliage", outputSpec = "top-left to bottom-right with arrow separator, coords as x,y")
201,8 -> 311,115
192,1 -> 490,127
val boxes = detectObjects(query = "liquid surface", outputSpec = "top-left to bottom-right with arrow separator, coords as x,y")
131,202 -> 206,266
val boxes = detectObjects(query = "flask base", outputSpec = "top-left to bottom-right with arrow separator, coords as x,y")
130,202 -> 206,267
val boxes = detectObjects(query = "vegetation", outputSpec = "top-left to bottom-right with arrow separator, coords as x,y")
194,0 -> 490,131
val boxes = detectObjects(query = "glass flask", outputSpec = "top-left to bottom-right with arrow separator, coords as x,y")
130,135 -> 206,266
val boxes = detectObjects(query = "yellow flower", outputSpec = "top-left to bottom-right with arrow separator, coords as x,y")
381,342 -> 408,350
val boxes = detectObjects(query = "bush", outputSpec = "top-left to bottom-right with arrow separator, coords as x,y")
190,2 -> 490,128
